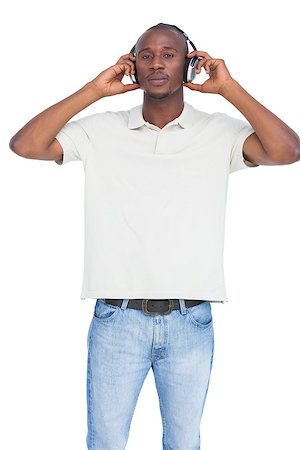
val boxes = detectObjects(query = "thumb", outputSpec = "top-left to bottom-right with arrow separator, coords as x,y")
183,82 -> 203,92
122,83 -> 141,93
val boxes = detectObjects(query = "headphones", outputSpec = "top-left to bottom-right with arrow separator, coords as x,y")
129,23 -> 199,84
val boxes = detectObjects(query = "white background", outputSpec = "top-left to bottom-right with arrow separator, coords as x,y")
1,1 -> 300,449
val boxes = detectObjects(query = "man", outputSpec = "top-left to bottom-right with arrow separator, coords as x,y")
10,22 -> 300,450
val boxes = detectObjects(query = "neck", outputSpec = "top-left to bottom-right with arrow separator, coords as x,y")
142,89 -> 184,129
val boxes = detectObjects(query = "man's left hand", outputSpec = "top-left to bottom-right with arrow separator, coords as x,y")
183,51 -> 235,95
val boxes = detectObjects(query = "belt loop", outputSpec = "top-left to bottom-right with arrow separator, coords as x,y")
120,299 -> 130,310
179,299 -> 187,315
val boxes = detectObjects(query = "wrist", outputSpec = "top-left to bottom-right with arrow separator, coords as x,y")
84,81 -> 105,101
218,78 -> 240,98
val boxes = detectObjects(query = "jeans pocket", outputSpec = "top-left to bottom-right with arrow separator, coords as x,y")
187,301 -> 213,329
93,299 -> 120,322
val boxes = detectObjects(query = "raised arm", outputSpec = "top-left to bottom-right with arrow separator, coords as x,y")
9,54 -> 140,163
184,50 -> 300,165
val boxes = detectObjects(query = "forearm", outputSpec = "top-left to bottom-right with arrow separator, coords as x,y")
10,81 -> 102,154
220,79 -> 300,159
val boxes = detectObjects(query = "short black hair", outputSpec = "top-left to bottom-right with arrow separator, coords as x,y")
135,23 -> 188,55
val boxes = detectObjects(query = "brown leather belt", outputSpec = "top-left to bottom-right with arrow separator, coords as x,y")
102,299 -> 205,316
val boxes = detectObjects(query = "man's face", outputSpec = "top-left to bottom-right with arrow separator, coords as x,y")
134,28 -> 187,99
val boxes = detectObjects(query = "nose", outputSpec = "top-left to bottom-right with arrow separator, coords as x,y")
149,55 -> 165,70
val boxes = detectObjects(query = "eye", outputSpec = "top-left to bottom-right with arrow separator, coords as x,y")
141,54 -> 151,60
163,53 -> 174,58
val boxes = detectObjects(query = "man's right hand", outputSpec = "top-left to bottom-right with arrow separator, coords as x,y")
90,55 -> 140,98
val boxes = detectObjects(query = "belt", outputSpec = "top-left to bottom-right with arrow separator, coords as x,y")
103,299 -> 205,316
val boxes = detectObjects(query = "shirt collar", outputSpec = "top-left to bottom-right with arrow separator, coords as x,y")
127,101 -> 195,130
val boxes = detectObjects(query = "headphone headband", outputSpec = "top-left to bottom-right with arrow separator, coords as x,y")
153,23 -> 197,52
131,23 -> 197,55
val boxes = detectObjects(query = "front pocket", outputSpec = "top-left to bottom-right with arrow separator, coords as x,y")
187,301 -> 213,328
93,299 -> 120,322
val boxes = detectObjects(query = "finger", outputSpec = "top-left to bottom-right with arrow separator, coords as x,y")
186,51 -> 213,76
116,54 -> 136,64
112,63 -> 132,77
116,57 -> 136,73
195,57 -> 208,74
196,58 -> 216,75
119,53 -> 136,60
203,58 -> 219,74
123,60 -> 135,74
187,50 -> 213,59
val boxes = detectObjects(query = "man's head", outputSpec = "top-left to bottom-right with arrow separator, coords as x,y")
132,24 -> 189,100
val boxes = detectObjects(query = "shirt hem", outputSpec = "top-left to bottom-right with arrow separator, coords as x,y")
80,291 -> 229,303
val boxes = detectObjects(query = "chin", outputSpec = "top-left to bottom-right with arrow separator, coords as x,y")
147,91 -> 171,99
143,83 -> 183,100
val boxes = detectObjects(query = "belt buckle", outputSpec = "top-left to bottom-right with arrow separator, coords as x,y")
142,299 -> 175,316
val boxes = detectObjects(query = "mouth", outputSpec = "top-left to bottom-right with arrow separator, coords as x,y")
147,74 -> 169,86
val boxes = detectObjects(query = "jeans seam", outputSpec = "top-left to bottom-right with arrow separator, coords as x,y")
200,329 -> 215,418
156,381 -> 169,449
87,319 -> 95,449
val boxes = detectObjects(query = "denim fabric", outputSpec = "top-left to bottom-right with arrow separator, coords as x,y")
86,299 -> 214,450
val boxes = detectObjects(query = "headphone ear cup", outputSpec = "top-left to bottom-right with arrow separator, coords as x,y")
129,67 -> 138,84
183,58 -> 190,83
186,56 -> 198,83
133,60 -> 139,84
129,46 -> 138,84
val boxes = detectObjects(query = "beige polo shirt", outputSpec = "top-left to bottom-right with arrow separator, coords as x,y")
55,101 -> 258,302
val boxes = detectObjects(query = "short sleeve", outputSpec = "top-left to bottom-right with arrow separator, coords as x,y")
54,119 -> 90,165
229,118 -> 259,173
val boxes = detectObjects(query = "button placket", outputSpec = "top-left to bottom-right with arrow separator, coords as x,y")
155,130 -> 170,155
145,122 -> 179,155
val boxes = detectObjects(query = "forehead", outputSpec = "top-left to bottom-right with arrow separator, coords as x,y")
135,28 -> 186,53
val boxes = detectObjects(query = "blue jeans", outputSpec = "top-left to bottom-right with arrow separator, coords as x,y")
86,299 -> 214,450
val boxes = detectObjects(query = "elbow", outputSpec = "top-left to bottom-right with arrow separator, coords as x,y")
284,148 -> 300,164
277,133 -> 300,164
9,135 -> 20,153
290,131 -> 300,162
296,138 -> 300,162
291,134 -> 300,162
9,135 -> 28,156
279,148 -> 300,164
288,138 -> 300,163
270,141 -> 300,165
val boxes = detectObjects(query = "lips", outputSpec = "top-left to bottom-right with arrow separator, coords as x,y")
148,73 -> 168,81
147,73 -> 169,86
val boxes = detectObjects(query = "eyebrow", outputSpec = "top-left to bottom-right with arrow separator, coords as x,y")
138,46 -> 178,53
